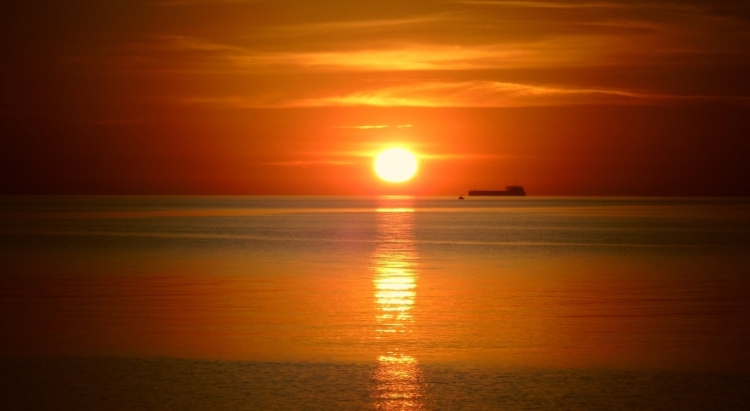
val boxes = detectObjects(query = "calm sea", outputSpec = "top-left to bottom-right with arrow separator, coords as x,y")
1,196 -> 749,410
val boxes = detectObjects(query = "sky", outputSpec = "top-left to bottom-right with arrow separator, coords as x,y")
2,0 -> 750,195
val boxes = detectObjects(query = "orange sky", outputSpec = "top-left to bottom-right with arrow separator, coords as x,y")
2,0 -> 750,195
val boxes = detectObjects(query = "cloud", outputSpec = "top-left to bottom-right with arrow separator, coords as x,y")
173,96 -> 258,108
233,45 -> 530,71
288,81 -> 679,107
261,160 -> 355,167
132,35 -> 244,53
134,30 -> 741,75
128,1 -> 749,108
217,44 -> 554,73
174,80 -> 749,109
457,1 -> 701,12
458,1 -> 627,9
82,118 -> 160,125
420,153 -> 516,160
121,0 -> 750,77
334,125 -> 413,129
255,16 -> 445,38
334,125 -> 390,129
152,0 -> 250,6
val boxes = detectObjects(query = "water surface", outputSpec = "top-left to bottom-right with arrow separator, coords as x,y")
1,196 -> 749,409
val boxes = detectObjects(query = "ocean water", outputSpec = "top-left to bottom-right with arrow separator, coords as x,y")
1,196 -> 749,410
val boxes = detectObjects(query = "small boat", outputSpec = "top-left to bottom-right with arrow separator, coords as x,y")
458,196 -> 465,200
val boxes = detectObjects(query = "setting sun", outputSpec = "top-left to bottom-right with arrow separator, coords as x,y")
374,148 -> 418,183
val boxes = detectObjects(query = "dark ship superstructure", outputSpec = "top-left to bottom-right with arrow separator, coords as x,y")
468,186 -> 526,196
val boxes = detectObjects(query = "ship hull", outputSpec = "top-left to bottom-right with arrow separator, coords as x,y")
468,190 -> 525,196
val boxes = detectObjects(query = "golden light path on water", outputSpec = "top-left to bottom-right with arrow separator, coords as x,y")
371,203 -> 426,411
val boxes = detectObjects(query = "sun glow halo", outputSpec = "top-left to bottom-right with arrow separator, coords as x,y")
374,148 -> 418,183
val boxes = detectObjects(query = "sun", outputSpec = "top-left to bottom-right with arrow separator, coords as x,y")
374,148 -> 418,183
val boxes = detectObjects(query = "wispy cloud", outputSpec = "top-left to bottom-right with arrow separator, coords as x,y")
255,16 -> 446,38
132,29 -> 733,75
174,80 -> 749,109
152,0 -> 249,6
458,1 -> 626,9
289,81 -> 679,107
233,45 -> 534,71
261,160 -> 355,167
420,152 -> 515,160
458,1 -> 700,12
334,125 -> 389,129
174,96 -> 258,108
334,125 -> 413,129
124,0 -> 750,77
125,1 -> 750,109
131,35 -> 244,53
82,118 -> 160,125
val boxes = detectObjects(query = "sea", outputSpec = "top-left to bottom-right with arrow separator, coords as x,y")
1,196 -> 749,410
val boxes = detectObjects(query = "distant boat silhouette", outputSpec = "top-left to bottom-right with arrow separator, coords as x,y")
458,195 -> 464,200
468,186 -> 526,197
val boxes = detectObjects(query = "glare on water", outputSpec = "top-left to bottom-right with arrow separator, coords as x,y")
371,207 -> 426,410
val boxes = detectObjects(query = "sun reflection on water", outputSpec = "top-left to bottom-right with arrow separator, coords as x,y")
371,205 -> 427,410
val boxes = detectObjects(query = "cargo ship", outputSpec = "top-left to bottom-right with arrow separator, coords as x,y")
468,186 -> 526,196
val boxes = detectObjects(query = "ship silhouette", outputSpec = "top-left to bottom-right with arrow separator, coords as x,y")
468,186 -> 526,196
